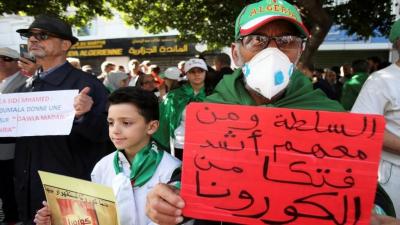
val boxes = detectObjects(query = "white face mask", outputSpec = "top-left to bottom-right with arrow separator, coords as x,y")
242,48 -> 294,100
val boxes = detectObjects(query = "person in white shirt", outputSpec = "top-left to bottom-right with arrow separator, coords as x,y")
352,19 -> 400,217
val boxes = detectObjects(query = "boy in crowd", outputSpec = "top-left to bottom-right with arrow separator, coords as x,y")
34,87 -> 181,225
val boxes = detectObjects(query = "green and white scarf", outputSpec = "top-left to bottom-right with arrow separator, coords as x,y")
113,140 -> 164,187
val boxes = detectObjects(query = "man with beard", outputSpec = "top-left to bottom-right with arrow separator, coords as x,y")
13,15 -> 110,224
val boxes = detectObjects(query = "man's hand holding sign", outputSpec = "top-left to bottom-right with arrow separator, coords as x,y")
180,103 -> 385,225
74,87 -> 94,119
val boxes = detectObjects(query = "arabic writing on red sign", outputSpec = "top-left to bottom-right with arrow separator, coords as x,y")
181,103 -> 385,225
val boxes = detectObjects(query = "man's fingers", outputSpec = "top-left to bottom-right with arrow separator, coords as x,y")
371,214 -> 400,225
156,184 -> 184,209
376,215 -> 400,224
74,87 -> 93,116
149,194 -> 182,216
18,57 -> 32,64
80,87 -> 91,95
146,183 -> 185,225
74,95 -> 93,105
37,206 -> 51,216
370,215 -> 379,225
34,214 -> 51,224
34,202 -> 52,225
148,210 -> 183,225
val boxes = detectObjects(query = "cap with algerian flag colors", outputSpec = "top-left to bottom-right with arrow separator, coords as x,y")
235,0 -> 310,40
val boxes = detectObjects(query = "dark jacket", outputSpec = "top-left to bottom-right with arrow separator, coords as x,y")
14,62 -> 112,223
209,66 -> 234,90
1,72 -> 28,94
313,78 -> 342,101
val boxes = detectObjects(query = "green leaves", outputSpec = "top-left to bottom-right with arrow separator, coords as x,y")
1,0 -> 394,48
330,0 -> 394,39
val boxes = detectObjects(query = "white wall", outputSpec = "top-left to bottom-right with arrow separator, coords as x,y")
0,15 -> 33,51
76,12 -> 179,41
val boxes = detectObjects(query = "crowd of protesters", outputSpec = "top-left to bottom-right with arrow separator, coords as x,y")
0,0 -> 399,225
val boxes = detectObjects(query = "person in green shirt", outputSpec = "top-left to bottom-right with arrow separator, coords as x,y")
153,58 -> 211,160
340,59 -> 370,110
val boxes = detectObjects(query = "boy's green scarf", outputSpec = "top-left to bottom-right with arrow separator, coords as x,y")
113,140 -> 164,187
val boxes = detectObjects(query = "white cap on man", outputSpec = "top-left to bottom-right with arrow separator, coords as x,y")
164,67 -> 181,80
0,47 -> 19,59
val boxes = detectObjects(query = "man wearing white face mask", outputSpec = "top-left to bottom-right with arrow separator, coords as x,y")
206,2 -> 342,109
145,1 -> 395,224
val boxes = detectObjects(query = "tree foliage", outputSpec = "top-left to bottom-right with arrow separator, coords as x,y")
0,0 -> 114,26
1,0 -> 395,65
329,0 -> 394,38
112,0 -> 247,49
110,0 -> 395,45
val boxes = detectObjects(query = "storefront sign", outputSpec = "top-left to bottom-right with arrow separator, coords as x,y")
68,36 -> 195,58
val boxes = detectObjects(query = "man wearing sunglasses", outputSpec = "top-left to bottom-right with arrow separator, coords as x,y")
0,47 -> 28,224
0,47 -> 28,94
12,15 -> 110,224
145,1 -> 395,225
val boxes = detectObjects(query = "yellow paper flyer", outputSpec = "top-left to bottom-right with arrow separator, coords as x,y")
39,171 -> 120,225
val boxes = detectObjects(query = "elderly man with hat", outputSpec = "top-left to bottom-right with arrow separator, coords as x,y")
0,47 -> 27,224
352,18 -> 400,217
12,15 -> 110,224
144,1 -> 396,224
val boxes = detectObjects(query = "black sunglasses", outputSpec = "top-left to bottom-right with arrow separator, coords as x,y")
0,56 -> 16,62
20,31 -> 57,41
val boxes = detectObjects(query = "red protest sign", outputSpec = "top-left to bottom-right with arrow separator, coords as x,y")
181,102 -> 385,225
